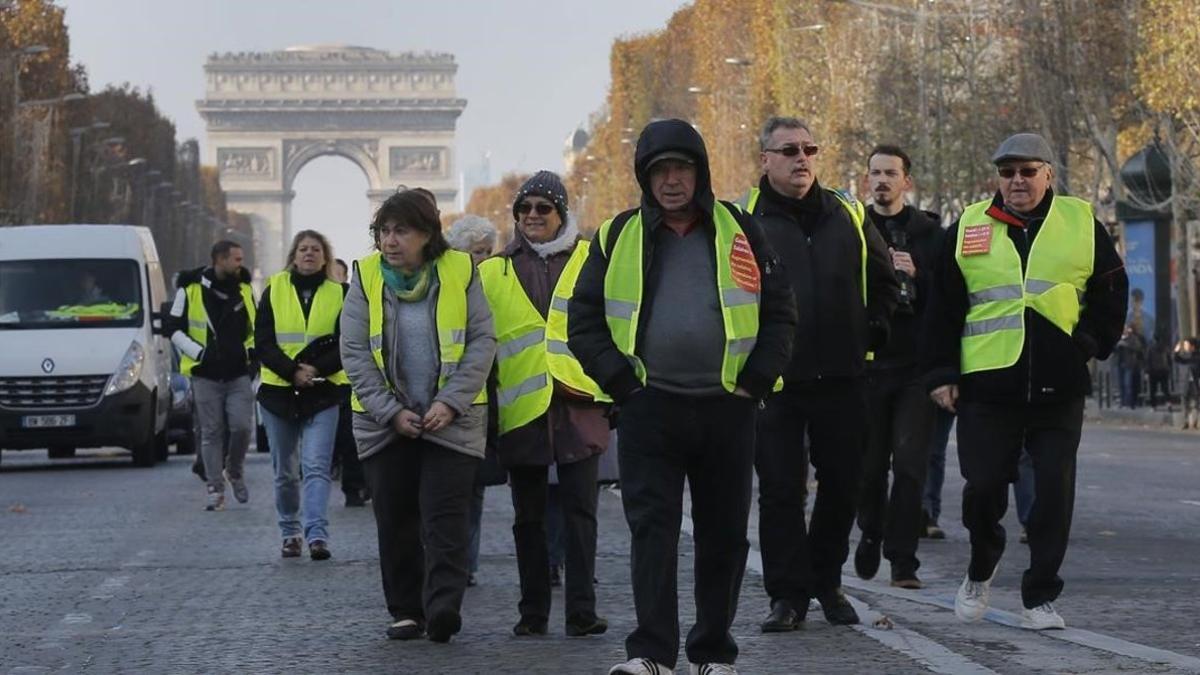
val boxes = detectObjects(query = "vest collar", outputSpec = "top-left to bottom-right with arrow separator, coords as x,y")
985,189 -> 1055,228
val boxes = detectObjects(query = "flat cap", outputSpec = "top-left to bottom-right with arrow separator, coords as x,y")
991,133 -> 1055,165
646,150 -> 696,168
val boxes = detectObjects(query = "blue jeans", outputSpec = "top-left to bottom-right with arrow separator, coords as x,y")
261,405 -> 339,544
923,408 -> 955,522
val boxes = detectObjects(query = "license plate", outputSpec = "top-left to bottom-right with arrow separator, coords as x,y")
22,414 -> 76,428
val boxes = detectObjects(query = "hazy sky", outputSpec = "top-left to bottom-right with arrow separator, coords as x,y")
58,0 -> 686,261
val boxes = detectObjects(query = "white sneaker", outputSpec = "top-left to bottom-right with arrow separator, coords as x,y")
690,664 -> 737,675
1021,602 -> 1066,630
610,658 -> 674,675
954,564 -> 998,622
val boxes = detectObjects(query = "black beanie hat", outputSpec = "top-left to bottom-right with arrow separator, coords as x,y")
513,170 -> 568,223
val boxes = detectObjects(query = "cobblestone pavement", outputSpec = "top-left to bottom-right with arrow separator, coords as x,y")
2,421 -> 1199,674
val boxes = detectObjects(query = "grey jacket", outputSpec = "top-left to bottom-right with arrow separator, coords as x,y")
340,260 -> 497,460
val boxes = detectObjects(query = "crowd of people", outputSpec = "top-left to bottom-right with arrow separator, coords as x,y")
165,116 -> 1129,675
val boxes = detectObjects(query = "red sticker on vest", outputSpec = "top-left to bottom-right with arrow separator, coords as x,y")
730,234 -> 761,293
961,225 -> 993,256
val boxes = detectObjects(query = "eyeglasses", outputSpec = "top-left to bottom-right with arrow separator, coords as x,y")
764,144 -> 819,157
997,164 -> 1045,179
516,202 -> 555,216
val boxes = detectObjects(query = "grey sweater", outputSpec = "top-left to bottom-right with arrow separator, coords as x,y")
638,225 -> 726,395
340,262 -> 497,460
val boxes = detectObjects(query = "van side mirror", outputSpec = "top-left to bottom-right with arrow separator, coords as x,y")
152,300 -> 174,336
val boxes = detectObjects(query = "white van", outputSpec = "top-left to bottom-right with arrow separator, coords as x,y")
0,225 -> 172,467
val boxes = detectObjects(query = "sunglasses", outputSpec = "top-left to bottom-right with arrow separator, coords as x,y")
516,202 -> 556,216
997,164 -> 1045,179
764,144 -> 819,157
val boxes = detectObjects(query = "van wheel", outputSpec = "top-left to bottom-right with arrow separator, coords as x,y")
48,446 -> 76,459
131,423 -> 159,468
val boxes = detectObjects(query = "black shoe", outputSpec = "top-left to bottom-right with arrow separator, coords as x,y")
386,618 -> 424,640
466,573 -> 478,587
426,608 -> 461,643
345,492 -> 367,507
512,616 -> 548,636
548,565 -> 562,588
309,540 -> 331,561
760,599 -> 801,633
890,566 -> 923,589
817,589 -> 860,625
854,537 -> 882,580
565,613 -> 608,637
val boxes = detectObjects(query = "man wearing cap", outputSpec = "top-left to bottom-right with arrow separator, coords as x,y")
569,119 -> 796,675
923,133 -> 1126,630
743,117 -> 899,632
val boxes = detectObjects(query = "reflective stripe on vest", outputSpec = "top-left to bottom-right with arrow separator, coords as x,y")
955,195 -> 1094,375
259,270 -> 349,387
742,186 -> 871,391
180,280 -> 256,377
349,250 -> 486,413
478,242 -> 610,436
596,203 -> 760,393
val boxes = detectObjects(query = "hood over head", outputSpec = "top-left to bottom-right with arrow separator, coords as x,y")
634,119 -> 714,216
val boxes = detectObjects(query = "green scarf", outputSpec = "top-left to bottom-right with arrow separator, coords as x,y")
381,260 -> 432,302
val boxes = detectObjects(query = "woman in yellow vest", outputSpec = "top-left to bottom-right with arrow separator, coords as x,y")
478,171 -> 611,638
340,189 -> 496,644
255,230 -> 347,561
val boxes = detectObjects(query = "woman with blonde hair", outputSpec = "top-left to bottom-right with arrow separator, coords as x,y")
256,229 -> 347,560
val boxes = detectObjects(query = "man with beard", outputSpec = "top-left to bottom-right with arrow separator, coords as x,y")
741,117 -> 899,632
853,145 -> 943,589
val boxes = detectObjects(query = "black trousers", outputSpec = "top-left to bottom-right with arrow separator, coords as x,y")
508,454 -> 600,623
332,401 -> 367,498
757,378 -> 867,602
362,439 -> 479,623
617,388 -> 756,669
956,397 -> 1083,609
857,367 -> 935,575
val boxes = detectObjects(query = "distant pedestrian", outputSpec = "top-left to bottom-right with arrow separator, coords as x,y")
169,241 -> 256,511
341,189 -> 496,643
446,213 -> 503,586
256,230 -> 347,560
478,171 -> 611,638
570,119 -> 796,675
924,133 -> 1127,630
328,257 -> 369,507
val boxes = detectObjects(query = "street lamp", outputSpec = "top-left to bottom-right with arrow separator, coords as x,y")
69,120 -> 109,221
724,57 -> 753,66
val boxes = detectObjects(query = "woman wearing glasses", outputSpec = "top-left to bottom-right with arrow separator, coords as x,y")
341,189 -> 497,643
477,171 -> 611,638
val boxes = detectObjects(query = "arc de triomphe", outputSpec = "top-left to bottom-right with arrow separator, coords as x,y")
196,45 -> 467,274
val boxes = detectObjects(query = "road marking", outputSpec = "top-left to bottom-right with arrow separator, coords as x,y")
1181,500 -> 1200,507
91,575 -> 129,599
61,613 -> 91,625
842,575 -> 1200,672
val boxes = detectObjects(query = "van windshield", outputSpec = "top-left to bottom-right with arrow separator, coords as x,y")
0,259 -> 143,329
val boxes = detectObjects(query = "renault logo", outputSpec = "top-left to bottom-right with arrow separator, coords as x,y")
41,358 -> 54,374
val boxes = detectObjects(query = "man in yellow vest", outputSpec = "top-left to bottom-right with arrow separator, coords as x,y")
478,170 -> 611,639
569,119 -> 797,675
168,240 -> 257,511
923,133 -> 1127,630
745,117 -> 899,632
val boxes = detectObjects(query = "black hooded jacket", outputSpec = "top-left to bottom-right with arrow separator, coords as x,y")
567,119 -> 797,403
170,266 -> 255,381
921,189 -> 1128,404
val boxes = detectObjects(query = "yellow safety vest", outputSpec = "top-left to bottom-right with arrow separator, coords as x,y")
742,186 -> 872,390
180,280 -> 256,378
478,241 -> 611,436
596,202 -> 760,394
259,271 -> 349,387
349,250 -> 486,413
955,195 -> 1094,374
47,302 -> 139,319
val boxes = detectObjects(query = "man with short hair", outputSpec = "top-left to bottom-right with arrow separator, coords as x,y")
570,118 -> 796,675
743,116 -> 899,632
853,145 -> 943,589
170,241 -> 257,511
924,133 -> 1126,630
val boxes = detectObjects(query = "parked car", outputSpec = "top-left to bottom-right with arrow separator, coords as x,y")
0,225 -> 172,467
